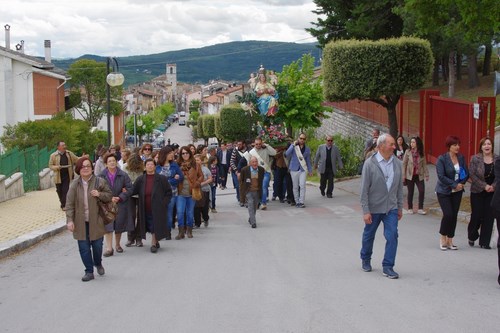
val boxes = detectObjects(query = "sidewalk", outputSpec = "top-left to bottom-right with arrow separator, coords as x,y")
0,164 -> 470,259
0,187 -> 66,259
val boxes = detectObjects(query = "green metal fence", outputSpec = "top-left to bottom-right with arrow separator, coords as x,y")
0,146 -> 56,192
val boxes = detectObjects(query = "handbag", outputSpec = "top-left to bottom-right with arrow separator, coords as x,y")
94,177 -> 118,225
191,187 -> 202,201
458,166 -> 468,182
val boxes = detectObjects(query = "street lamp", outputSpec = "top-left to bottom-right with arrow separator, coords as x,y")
106,57 -> 125,147
136,117 -> 143,147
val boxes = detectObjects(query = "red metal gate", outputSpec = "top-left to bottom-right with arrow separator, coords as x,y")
421,90 -> 496,164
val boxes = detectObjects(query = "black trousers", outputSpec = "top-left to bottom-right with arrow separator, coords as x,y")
194,191 -> 210,227
273,167 -> 288,200
407,175 -> 425,209
468,191 -> 495,246
437,191 -> 463,238
495,210 -> 500,277
319,169 -> 335,195
56,179 -> 70,209
220,164 -> 229,187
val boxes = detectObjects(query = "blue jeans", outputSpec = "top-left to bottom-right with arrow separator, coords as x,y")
360,209 -> 399,268
77,222 -> 103,274
261,171 -> 271,205
176,195 -> 194,227
166,195 -> 176,230
210,185 -> 217,209
231,172 -> 240,202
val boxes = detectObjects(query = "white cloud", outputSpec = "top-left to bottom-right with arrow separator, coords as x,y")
1,0 -> 318,58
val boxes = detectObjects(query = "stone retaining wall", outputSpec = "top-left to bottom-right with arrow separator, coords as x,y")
315,107 -> 389,140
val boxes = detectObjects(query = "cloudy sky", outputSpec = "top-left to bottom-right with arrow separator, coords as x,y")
1,0 -> 320,59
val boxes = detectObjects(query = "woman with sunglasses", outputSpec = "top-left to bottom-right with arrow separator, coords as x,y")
140,144 -> 153,161
156,146 -> 183,239
175,147 -> 204,239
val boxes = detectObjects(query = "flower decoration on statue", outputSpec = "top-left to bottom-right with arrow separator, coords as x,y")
256,122 -> 288,146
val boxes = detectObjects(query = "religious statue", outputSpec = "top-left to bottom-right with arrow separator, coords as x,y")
254,66 -> 279,117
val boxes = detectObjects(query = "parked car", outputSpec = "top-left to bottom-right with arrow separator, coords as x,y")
179,119 -> 186,126
179,111 -> 186,117
156,124 -> 166,132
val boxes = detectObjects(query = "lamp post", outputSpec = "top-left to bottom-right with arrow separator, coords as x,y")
106,57 -> 125,147
136,117 -> 143,147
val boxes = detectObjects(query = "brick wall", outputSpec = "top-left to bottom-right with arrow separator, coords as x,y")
315,107 -> 389,140
33,73 -> 65,115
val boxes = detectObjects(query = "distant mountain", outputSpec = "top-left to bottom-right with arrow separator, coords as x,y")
52,41 -> 321,86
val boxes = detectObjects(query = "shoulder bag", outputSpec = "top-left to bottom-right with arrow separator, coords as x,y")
94,177 -> 118,225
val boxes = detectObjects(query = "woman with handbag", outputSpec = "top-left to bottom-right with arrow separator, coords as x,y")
132,158 -> 172,253
156,146 -> 183,239
468,137 -> 497,249
175,146 -> 204,239
402,136 -> 429,215
435,135 -> 469,251
66,157 -> 113,282
99,153 -> 133,257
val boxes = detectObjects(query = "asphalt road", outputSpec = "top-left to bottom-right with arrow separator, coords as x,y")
0,182 -> 498,333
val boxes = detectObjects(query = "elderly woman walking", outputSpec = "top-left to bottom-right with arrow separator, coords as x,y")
66,157 -> 112,282
99,153 -> 133,257
133,158 -> 172,253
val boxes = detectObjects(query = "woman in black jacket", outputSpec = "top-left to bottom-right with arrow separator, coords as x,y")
490,156 -> 500,285
133,158 -> 172,253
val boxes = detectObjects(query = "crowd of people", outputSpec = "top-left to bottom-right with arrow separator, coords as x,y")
53,130 -> 499,285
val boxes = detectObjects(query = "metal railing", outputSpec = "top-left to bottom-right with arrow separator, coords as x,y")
0,146 -> 56,192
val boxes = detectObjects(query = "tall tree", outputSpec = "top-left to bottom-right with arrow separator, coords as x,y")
322,37 -> 433,139
402,0 -> 500,94
68,59 -> 123,127
277,54 -> 327,134
306,0 -> 404,47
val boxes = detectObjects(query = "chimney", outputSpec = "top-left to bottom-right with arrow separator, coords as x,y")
44,40 -> 51,63
15,40 -> 24,53
4,24 -> 10,49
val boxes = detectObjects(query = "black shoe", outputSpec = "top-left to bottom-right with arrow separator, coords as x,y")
81,273 -> 94,282
204,220 -> 209,227
468,240 -> 474,247
156,242 -> 160,249
327,194 -> 333,198
480,245 -> 492,249
125,240 -> 135,247
251,223 -> 257,229
165,234 -> 172,240
272,196 -> 277,201
290,202 -> 296,206
362,260 -> 372,272
279,199 -> 285,203
320,190 -> 325,196
382,267 -> 399,279
194,225 -> 200,229
96,265 -> 105,276
150,245 -> 158,253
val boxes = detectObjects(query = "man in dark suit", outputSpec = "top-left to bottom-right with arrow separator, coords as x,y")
217,142 -> 231,189
314,135 -> 343,198
239,156 -> 265,228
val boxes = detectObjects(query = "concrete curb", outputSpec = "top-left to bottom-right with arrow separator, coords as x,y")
0,219 -> 67,260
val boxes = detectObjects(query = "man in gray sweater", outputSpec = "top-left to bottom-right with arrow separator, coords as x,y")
360,134 -> 403,279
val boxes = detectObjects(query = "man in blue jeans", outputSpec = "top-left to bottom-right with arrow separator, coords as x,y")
249,137 -> 276,210
360,134 -> 403,279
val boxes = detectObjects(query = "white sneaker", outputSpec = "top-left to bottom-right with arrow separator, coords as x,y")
404,209 -> 414,215
417,209 -> 427,215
